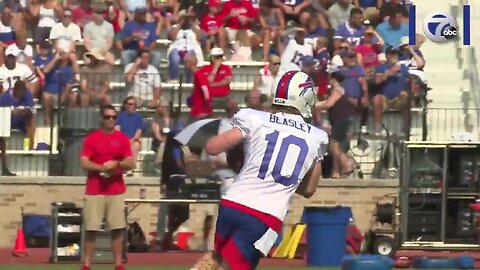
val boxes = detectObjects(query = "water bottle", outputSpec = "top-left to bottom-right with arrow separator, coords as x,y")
23,138 -> 30,151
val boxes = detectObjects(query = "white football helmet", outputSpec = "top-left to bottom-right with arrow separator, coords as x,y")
272,71 -> 317,118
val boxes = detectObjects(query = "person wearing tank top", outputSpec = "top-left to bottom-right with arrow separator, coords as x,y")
315,67 -> 356,179
33,0 -> 60,53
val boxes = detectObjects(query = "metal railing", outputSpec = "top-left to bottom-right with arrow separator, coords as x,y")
5,70 -> 480,177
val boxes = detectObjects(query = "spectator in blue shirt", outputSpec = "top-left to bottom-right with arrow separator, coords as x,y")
36,50 -> 76,126
373,46 -> 409,135
339,50 -> 368,103
115,96 -> 146,176
339,49 -> 370,133
375,7 -> 408,48
0,81 -> 36,176
121,7 -> 161,68
398,36 -> 425,71
334,8 -> 365,47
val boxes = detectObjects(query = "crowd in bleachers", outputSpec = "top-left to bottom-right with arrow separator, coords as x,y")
0,0 -> 429,177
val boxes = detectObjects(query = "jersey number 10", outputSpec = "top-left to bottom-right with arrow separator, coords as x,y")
257,130 -> 308,186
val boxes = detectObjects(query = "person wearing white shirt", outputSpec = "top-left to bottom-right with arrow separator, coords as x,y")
6,33 -> 33,69
124,49 -> 163,108
253,54 -> 281,98
0,46 -> 37,93
49,9 -> 82,54
83,8 -> 116,65
278,28 -> 313,77
166,10 -> 203,82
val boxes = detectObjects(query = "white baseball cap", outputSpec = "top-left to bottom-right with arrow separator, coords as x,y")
5,45 -> 19,57
400,36 -> 409,47
210,47 -> 224,57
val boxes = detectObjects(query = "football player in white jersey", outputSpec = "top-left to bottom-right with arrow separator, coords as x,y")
0,46 -> 37,93
191,71 -> 328,270
278,28 -> 314,77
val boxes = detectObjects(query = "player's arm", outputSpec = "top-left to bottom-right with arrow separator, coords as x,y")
205,127 -> 244,156
295,161 -> 322,198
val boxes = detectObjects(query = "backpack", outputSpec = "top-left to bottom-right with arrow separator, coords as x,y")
127,222 -> 149,253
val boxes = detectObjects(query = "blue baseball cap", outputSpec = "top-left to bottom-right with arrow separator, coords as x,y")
301,55 -> 315,65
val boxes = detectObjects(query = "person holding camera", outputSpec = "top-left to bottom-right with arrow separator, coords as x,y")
166,9 -> 202,82
315,65 -> 356,179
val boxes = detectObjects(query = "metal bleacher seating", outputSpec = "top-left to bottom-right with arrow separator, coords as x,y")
5,35 -> 266,177
6,24 -> 435,178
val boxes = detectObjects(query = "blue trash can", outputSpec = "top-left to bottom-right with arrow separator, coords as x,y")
303,206 -> 352,267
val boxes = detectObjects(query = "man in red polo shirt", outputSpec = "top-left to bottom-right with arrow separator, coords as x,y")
80,104 -> 135,270
187,54 -> 213,120
201,48 -> 233,111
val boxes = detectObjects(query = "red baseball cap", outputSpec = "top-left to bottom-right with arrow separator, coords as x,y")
208,0 -> 221,7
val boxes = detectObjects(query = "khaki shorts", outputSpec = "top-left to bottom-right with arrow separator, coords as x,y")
381,91 -> 408,110
83,194 -> 127,231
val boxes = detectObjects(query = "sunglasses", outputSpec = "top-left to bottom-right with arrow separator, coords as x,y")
103,115 -> 117,120
340,46 -> 349,49
127,102 -> 136,106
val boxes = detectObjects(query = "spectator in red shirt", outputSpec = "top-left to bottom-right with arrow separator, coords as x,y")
355,27 -> 384,76
200,0 -> 226,53
186,54 -> 212,120
219,0 -> 259,46
80,104 -> 135,270
201,47 -> 233,111
72,0 -> 93,30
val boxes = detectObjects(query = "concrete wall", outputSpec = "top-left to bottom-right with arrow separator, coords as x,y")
0,177 -> 398,248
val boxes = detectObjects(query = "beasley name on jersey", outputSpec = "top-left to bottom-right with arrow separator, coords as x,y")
223,108 -> 329,221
